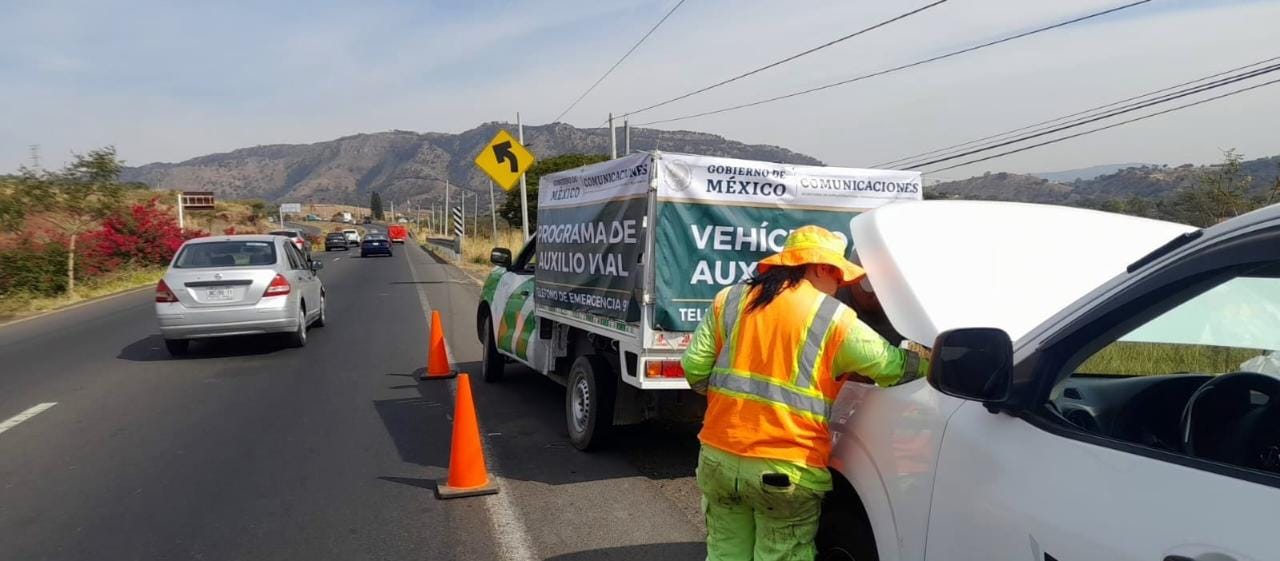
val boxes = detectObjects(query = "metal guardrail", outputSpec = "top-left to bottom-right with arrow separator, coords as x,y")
424,237 -> 461,262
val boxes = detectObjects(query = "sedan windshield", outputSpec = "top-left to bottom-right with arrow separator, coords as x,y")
174,241 -> 277,268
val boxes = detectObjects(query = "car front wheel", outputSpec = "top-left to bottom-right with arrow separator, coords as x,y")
816,493 -> 879,561
481,315 -> 504,383
313,293 -> 327,327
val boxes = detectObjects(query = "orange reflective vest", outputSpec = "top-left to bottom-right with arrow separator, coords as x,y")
683,280 -> 917,468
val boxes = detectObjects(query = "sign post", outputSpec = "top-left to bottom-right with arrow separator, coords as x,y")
279,203 -> 301,227
473,121 -> 535,241
178,191 -> 216,230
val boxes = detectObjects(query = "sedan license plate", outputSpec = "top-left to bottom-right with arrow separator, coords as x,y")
205,288 -> 235,301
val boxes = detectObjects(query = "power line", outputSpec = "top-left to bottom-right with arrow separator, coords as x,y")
618,0 -> 950,119
901,61 -> 1280,170
923,76 -> 1280,174
900,61 -> 1280,169
636,0 -> 1154,126
551,0 -> 689,124
876,54 -> 1280,168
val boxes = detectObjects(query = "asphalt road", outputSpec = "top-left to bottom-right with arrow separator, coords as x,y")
0,243 -> 704,560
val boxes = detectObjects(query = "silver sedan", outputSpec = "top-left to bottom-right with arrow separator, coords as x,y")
155,234 -> 326,355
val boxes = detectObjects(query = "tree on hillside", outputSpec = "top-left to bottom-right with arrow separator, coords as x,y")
370,191 -> 384,221
498,153 -> 609,229
1170,149 -> 1251,227
16,146 -> 126,297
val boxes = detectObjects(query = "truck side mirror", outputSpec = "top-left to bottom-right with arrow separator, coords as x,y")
491,248 -> 512,267
927,328 -> 1013,404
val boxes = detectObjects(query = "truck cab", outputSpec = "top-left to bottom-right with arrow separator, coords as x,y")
819,201 -> 1280,561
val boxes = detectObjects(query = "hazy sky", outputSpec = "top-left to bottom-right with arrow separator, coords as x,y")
3,0 -> 1277,180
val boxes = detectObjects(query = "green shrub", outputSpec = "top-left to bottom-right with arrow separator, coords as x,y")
0,240 -> 75,297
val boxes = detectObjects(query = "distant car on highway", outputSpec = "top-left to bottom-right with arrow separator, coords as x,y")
387,224 -> 408,244
268,229 -> 311,260
324,232 -> 349,251
341,228 -> 360,246
155,235 -> 326,355
360,234 -> 393,258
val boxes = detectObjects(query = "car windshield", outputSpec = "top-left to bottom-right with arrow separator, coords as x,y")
268,231 -> 299,238
1075,263 -> 1280,377
173,241 -> 277,268
326,234 -> 345,239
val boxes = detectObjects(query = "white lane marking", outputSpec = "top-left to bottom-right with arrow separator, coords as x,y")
0,402 -> 57,436
405,246 -> 536,561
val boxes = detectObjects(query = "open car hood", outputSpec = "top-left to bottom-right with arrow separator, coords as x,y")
850,201 -> 1196,345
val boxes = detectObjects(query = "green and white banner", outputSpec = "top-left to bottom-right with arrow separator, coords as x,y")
535,153 -> 650,321
653,153 -> 921,332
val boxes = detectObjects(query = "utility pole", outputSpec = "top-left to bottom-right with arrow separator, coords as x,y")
445,179 -> 451,238
488,179 -> 498,240
28,144 -> 41,171
472,192 -> 480,239
624,120 -> 631,155
609,113 -> 617,159
517,112 -> 531,242
390,200 -> 395,223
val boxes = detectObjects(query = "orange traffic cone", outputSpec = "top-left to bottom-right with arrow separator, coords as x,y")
436,373 -> 499,499
420,310 -> 457,380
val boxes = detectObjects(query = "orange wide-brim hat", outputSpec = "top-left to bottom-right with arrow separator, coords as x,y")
756,225 -> 865,284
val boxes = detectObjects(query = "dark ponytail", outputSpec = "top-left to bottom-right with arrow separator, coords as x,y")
744,265 -> 806,312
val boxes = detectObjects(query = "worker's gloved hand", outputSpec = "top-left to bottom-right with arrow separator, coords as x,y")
900,340 -> 931,357
896,340 -> 932,386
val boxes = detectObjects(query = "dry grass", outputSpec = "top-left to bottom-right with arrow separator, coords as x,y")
420,227 -> 526,281
1076,341 -> 1262,376
0,266 -> 165,321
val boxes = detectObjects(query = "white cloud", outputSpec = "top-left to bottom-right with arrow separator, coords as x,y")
2,0 -> 1277,178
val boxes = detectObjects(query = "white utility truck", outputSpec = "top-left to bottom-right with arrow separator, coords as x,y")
475,151 -> 921,449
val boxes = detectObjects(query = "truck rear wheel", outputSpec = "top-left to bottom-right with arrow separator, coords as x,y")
480,316 -> 504,383
566,355 -> 615,451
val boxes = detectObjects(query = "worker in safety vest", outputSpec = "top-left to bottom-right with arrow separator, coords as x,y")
681,225 -> 929,561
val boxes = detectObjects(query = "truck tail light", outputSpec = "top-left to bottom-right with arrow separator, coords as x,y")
263,274 -> 291,297
155,279 -> 179,303
645,360 -> 685,379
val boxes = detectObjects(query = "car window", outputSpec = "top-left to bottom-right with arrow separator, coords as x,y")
284,243 -> 303,269
1072,262 -> 1280,378
173,241 -> 277,268
1047,258 -> 1280,476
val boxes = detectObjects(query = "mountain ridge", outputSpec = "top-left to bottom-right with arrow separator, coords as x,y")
121,123 -> 824,206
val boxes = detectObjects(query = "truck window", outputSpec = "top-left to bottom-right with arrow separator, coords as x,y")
513,239 -> 537,274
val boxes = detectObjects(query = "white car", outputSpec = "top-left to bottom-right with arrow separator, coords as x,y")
155,235 -> 326,355
819,201 -> 1280,561
342,228 -> 361,246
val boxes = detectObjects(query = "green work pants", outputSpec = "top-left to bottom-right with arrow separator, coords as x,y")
696,446 -> 824,561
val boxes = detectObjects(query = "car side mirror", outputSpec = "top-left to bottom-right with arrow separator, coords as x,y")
928,328 -> 1013,405
490,247 -> 512,267
310,260 -> 324,271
